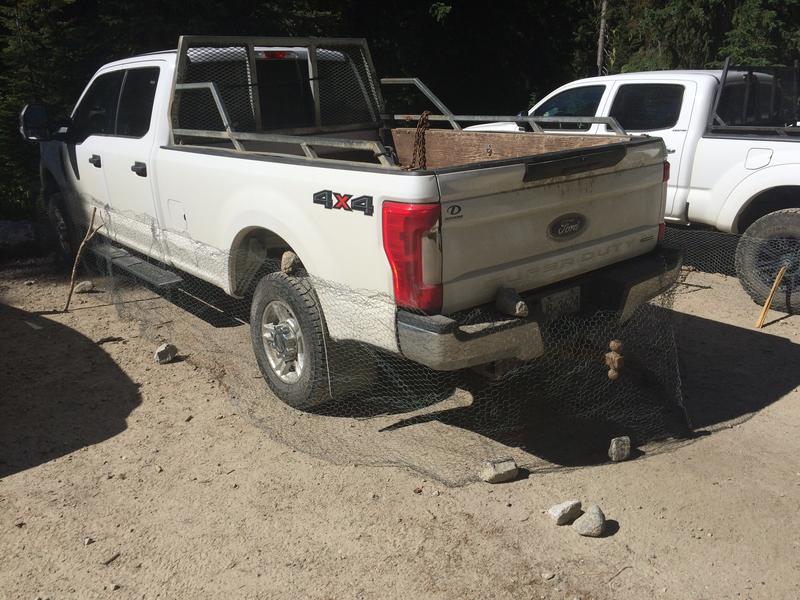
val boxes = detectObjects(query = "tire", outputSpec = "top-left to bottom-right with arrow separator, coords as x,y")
735,208 -> 800,313
45,193 -> 79,266
250,271 -> 332,409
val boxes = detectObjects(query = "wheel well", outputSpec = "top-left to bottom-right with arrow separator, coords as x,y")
229,227 -> 299,296
735,186 -> 800,233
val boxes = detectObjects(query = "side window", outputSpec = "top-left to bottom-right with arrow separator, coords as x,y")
532,85 -> 606,130
116,67 -> 160,137
609,84 -> 685,131
70,71 -> 124,143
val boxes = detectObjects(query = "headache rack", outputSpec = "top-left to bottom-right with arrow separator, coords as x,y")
168,35 -> 627,169
706,57 -> 800,139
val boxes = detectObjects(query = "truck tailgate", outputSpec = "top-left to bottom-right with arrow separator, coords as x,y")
437,138 -> 666,313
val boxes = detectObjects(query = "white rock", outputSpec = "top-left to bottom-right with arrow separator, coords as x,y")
495,286 -> 529,317
280,251 -> 301,274
608,436 -> 631,462
154,343 -> 178,364
478,458 -> 518,484
547,499 -> 582,525
74,280 -> 94,294
572,504 -> 606,537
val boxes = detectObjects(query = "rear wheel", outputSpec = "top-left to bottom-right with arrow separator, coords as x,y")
250,272 -> 331,409
735,208 -> 800,313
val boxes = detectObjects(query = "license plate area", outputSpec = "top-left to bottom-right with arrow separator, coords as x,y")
540,286 -> 580,320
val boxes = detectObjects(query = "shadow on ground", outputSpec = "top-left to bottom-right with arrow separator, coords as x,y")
381,308 -> 800,466
0,302 -> 141,478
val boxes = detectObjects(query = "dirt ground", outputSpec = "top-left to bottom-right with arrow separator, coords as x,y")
1,260 -> 799,600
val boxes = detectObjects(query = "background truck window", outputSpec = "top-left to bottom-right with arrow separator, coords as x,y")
609,83 -> 685,131
70,71 -> 124,143
116,67 -> 160,138
532,85 -> 605,130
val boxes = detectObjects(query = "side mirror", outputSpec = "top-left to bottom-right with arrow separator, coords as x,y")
516,109 -> 534,132
19,104 -> 51,142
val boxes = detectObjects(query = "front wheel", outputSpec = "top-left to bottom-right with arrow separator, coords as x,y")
250,272 -> 331,409
46,193 -> 79,266
735,208 -> 800,313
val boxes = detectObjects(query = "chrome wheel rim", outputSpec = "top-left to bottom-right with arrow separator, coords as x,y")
261,300 -> 305,384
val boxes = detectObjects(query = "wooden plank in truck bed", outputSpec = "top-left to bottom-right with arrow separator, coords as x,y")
390,128 -> 629,169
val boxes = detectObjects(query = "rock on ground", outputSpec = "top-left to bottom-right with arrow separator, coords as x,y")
608,436 -> 631,462
478,458 -> 518,484
572,504 -> 606,537
154,343 -> 178,365
280,251 -> 301,275
547,500 -> 583,525
74,280 -> 94,294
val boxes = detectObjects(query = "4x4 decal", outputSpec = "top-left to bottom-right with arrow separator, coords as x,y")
313,190 -> 374,216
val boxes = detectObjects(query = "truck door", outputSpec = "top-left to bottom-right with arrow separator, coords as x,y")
604,81 -> 696,217
98,64 -> 166,259
62,70 -> 124,230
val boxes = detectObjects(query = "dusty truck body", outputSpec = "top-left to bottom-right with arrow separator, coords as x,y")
21,36 -> 680,408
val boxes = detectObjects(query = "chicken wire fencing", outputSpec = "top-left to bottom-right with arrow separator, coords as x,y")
78,232 -> 695,487
663,226 -> 800,313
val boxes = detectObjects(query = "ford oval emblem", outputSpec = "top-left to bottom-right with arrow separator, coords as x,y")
547,213 -> 587,241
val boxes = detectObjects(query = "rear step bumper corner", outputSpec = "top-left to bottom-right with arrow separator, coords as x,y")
396,246 -> 683,371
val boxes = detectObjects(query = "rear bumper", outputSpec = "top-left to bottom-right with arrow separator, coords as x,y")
396,247 -> 682,371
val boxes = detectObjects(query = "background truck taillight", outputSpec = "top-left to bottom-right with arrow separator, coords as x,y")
658,160 -> 670,241
382,201 -> 443,313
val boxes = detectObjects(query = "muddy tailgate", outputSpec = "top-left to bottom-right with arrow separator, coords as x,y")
437,138 -> 667,313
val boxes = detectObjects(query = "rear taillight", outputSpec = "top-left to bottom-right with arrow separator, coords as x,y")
663,160 -> 671,183
658,222 -> 666,241
382,201 -> 442,312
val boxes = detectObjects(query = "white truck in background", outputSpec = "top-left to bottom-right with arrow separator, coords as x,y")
20,36 -> 680,409
469,62 -> 800,312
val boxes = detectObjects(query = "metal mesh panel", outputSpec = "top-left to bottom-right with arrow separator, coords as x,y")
175,44 -> 256,132
663,226 -> 800,313
316,46 -> 381,126
171,38 -> 383,138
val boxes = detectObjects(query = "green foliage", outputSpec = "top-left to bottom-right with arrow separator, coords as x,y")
0,0 -> 798,220
719,0 -> 800,65
429,2 -> 453,22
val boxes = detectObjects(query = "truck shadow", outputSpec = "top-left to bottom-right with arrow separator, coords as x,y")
377,309 -> 800,467
0,303 -> 141,478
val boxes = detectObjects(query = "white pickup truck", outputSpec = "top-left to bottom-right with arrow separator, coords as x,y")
20,36 -> 680,408
469,63 -> 800,311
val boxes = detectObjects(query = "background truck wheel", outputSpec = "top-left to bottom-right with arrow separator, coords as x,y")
735,208 -> 800,313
